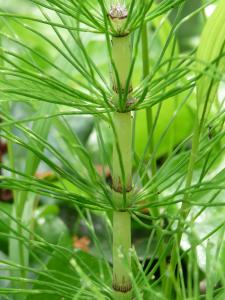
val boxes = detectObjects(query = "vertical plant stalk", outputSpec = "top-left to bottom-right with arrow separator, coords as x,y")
112,102 -> 132,299
141,21 -> 166,283
0,39 -> 27,299
109,4 -> 132,300
141,23 -> 157,175
112,113 -> 132,298
164,117 -> 200,298
113,210 -> 132,299
5,105 -> 28,300
141,22 -> 159,213
165,72 -> 215,297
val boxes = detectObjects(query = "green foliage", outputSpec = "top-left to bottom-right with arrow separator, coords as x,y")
0,0 -> 224,299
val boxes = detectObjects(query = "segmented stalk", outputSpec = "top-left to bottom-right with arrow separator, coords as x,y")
109,4 -> 133,299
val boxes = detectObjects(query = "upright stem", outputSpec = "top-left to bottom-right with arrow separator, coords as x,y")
113,210 -> 132,299
164,116 -> 201,298
141,22 -> 157,176
112,115 -> 132,299
0,38 -> 27,299
112,113 -> 132,300
141,21 -> 166,287
164,121 -> 200,298
164,82 -> 211,297
141,23 -> 159,215
4,104 -> 28,300
112,112 -> 132,195
109,5 -> 132,300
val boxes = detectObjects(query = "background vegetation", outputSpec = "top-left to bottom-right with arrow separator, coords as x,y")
0,0 -> 224,299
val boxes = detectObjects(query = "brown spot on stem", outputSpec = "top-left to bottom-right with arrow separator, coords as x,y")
112,177 -> 132,193
112,84 -> 133,94
113,276 -> 132,293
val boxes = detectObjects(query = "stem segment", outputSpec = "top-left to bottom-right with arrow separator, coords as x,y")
113,211 -> 132,299
112,112 -> 132,195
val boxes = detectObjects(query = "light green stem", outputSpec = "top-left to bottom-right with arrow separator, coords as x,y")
141,22 -> 156,174
164,116 -> 200,298
112,112 -> 132,299
111,36 -> 132,94
113,211 -> 132,299
141,22 -> 167,284
165,56 -> 213,297
110,6 -> 133,299
112,112 -> 132,196
1,38 -> 27,298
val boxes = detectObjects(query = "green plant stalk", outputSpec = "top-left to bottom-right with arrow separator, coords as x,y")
112,112 -> 132,195
112,85 -> 133,300
7,103 -> 54,299
111,36 -> 132,98
2,113 -> 28,300
141,21 -> 167,282
112,112 -> 132,299
110,9 -> 132,299
113,210 -> 132,300
165,74 -> 213,297
141,23 -> 158,200
141,23 -> 155,173
0,39 -> 27,299
164,116 -> 200,298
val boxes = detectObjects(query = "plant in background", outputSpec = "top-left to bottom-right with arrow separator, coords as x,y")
0,0 -> 224,299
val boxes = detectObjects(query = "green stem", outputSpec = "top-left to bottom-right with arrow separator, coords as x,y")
141,21 -> 166,283
109,5 -> 133,299
112,112 -> 132,196
1,39 -> 27,297
165,54 -> 217,297
164,116 -> 200,298
111,36 -> 132,95
113,211 -> 132,299
141,22 -> 157,176
7,121 -> 28,300
112,112 -> 132,299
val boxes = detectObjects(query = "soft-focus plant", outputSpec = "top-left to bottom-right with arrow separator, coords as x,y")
0,0 -> 224,299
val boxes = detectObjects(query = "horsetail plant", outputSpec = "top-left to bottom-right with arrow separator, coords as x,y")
109,4 -> 133,298
0,0 -> 225,299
